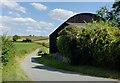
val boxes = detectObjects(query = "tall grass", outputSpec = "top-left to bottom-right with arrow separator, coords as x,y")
1,34 -> 15,65
2,39 -> 40,81
14,42 -> 40,57
1,34 -> 16,81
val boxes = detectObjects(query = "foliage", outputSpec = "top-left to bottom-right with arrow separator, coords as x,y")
3,42 -> 40,81
96,1 -> 120,27
57,25 -> 80,65
112,1 -> 120,26
23,38 -> 32,42
79,21 -> 120,69
96,6 -> 109,19
2,34 -> 15,65
13,35 -> 20,42
57,21 -> 120,70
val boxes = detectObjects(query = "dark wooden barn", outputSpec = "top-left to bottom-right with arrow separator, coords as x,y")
49,13 -> 100,53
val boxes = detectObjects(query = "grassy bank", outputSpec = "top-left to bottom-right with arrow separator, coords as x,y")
35,57 -> 120,80
2,42 -> 40,81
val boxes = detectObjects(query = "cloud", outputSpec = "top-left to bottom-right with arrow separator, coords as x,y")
27,27 -> 32,29
0,16 -> 55,36
1,16 -> 54,29
0,0 -> 26,13
8,11 -> 21,17
13,17 -> 36,23
49,8 -> 77,21
31,3 -> 47,11
0,25 -> 10,31
26,29 -> 41,33
9,11 -> 12,15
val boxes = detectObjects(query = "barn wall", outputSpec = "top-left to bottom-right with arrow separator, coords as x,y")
50,13 -> 100,53
50,34 -> 57,53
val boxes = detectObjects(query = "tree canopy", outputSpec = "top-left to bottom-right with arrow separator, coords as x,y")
96,1 -> 120,27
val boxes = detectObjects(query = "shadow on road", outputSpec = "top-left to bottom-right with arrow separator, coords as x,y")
32,65 -> 82,75
31,57 -> 82,75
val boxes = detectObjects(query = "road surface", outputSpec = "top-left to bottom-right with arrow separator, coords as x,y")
21,49 -> 118,81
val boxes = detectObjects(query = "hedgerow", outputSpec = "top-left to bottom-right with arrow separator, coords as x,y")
1,34 -> 15,65
57,21 -> 120,70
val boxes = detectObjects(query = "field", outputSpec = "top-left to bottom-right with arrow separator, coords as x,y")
17,36 -> 48,42
2,42 -> 41,81
34,39 -> 49,44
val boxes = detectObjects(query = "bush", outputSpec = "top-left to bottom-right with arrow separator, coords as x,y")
57,25 -> 80,65
57,21 -> 120,70
2,34 -> 15,65
80,21 -> 120,69
13,35 -> 20,42
23,38 -> 32,42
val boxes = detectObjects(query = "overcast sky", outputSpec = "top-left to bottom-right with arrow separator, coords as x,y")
0,0 -> 114,36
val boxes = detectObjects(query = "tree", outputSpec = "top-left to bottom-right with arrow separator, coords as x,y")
13,35 -> 20,42
96,6 -> 109,19
112,1 -> 120,27
96,1 -> 120,27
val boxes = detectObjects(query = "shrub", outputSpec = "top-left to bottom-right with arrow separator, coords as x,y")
57,21 -> 120,70
13,35 -> 20,42
23,38 -> 32,42
2,34 -> 15,65
57,25 -> 80,65
80,21 -> 120,69
42,42 -> 45,46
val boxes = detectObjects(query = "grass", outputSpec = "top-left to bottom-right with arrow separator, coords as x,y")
2,42 -> 40,81
0,36 -> 2,82
35,57 -> 120,80
38,45 -> 49,54
14,42 -> 40,61
2,58 -> 29,81
0,36 -> 2,45
0,47 -> 1,82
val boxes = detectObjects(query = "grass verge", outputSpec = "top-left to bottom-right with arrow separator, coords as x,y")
2,42 -> 40,81
35,57 -> 120,80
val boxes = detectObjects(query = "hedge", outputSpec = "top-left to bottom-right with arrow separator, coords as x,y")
57,21 -> 120,70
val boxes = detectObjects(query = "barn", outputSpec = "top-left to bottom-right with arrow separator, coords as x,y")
49,13 -> 100,53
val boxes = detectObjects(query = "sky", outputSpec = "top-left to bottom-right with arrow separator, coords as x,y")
0,0 -> 114,36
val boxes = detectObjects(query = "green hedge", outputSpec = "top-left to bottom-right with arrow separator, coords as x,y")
57,21 -> 120,70
2,35 -> 15,65
57,25 -> 79,64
